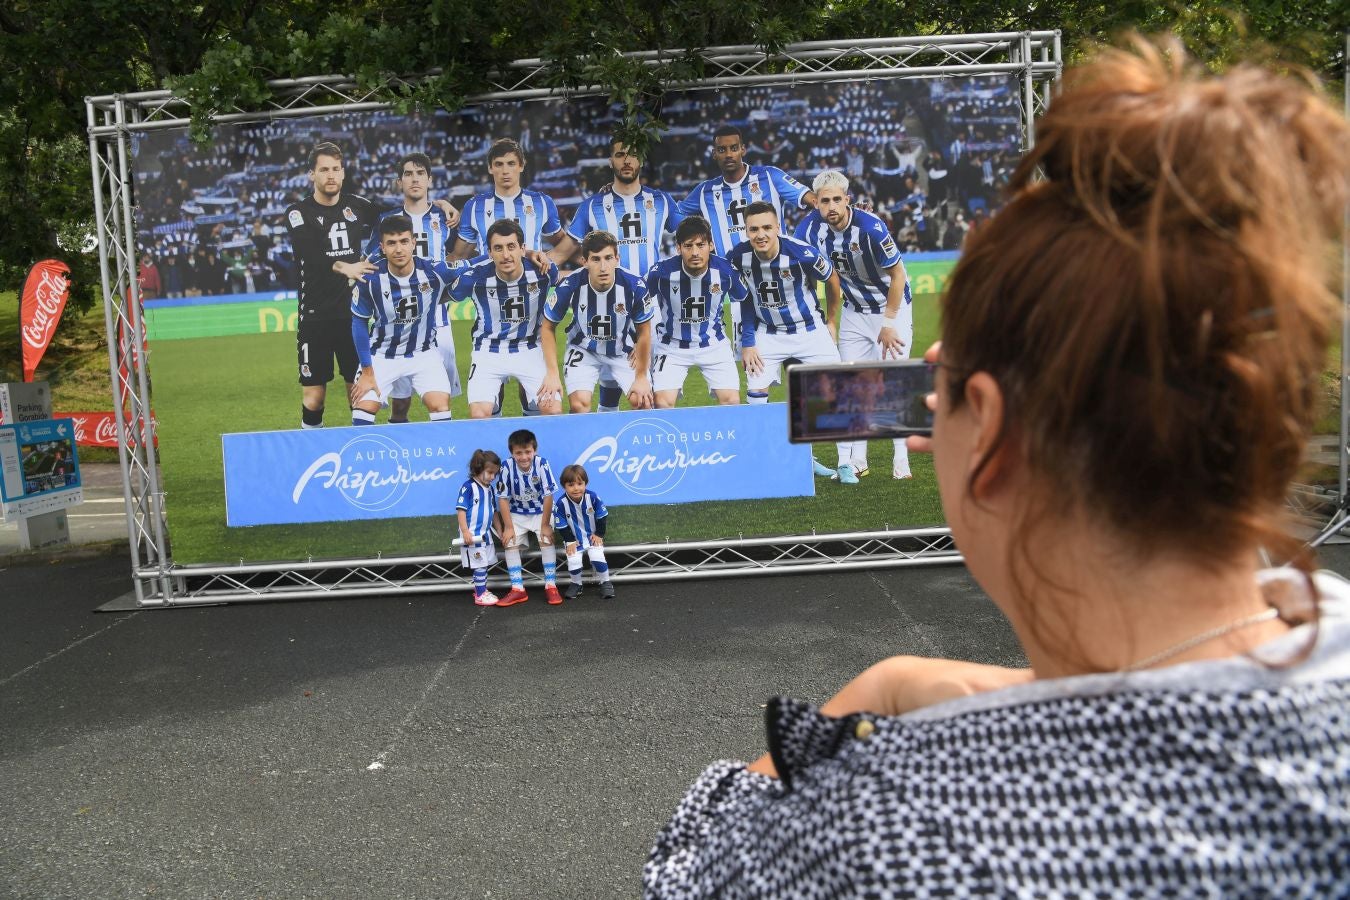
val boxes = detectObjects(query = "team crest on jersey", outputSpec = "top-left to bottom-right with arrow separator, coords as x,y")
288,210 -> 304,227
749,182 -> 761,195
527,283 -> 538,294
615,302 -> 627,314
710,282 -> 722,294
420,282 -> 434,294
343,207 -> 357,223
644,199 -> 654,210
524,203 -> 534,215
430,218 -> 441,232
850,241 -> 861,252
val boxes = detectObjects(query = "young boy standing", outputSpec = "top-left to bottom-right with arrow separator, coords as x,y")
552,464 -> 614,600
495,429 -> 563,606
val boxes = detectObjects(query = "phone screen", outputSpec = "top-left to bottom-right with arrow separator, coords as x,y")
787,360 -> 936,443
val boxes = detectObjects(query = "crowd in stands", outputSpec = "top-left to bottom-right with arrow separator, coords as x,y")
133,76 -> 1022,297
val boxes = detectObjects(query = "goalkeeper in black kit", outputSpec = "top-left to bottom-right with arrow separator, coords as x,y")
284,141 -> 379,429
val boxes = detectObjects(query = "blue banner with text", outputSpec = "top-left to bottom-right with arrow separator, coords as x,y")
222,404 -> 812,526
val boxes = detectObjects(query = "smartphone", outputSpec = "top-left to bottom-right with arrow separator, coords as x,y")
786,360 -> 936,443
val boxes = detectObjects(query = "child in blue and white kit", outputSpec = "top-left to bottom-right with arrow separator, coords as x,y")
456,449 -> 503,607
552,464 -> 614,600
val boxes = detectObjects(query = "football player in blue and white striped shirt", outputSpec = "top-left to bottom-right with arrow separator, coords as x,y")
457,449 -> 504,606
349,216 -> 467,425
541,231 -> 655,413
796,170 -> 915,481
552,464 -> 613,600
446,218 -> 563,418
680,125 -> 816,353
732,201 -> 853,478
363,153 -> 465,424
645,215 -> 747,408
494,429 -> 563,607
548,140 -> 683,275
453,139 -> 564,259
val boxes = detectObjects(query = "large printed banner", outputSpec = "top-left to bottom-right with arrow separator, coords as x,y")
223,403 -> 810,527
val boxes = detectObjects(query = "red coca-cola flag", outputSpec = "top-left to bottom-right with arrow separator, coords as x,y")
20,259 -> 72,382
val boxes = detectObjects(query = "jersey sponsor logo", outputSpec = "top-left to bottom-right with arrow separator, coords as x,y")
343,207 -> 357,222
289,210 -> 304,227
292,432 -> 460,512
757,280 -> 785,308
573,417 -> 738,497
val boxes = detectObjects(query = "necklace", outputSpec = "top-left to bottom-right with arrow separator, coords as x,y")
1120,607 -> 1281,672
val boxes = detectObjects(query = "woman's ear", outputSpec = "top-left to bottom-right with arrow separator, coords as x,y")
961,372 -> 1013,499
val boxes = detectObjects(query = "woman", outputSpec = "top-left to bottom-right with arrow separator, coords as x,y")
645,38 -> 1349,897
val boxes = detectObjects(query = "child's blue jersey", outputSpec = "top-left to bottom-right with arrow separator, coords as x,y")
458,189 -> 561,255
552,488 -> 608,544
448,259 -> 559,352
645,255 -> 748,349
727,235 -> 834,346
544,267 -> 653,358
456,478 -> 497,541
794,208 -> 909,315
496,456 -> 558,516
566,186 -> 683,276
678,165 -> 810,257
351,257 -> 466,361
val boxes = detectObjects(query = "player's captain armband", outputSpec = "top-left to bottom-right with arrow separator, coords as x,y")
289,209 -> 304,227
880,236 -> 899,256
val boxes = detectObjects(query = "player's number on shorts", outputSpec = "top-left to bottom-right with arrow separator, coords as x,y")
299,342 -> 309,364
587,315 -> 614,340
564,349 -> 584,370
394,295 -> 420,323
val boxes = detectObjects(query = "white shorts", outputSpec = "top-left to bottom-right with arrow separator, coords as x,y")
838,306 -> 912,363
468,346 -> 551,408
359,350 -> 452,406
389,338 -> 461,400
460,538 -> 498,569
746,327 -> 840,392
563,346 -> 638,395
504,511 -> 552,549
652,341 -> 739,393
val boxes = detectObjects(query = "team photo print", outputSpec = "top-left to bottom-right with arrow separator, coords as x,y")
129,75 -> 1021,564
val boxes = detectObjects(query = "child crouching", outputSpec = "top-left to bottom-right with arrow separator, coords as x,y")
552,464 -> 614,599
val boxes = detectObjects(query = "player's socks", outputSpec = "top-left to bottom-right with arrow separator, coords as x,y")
473,568 -> 488,597
351,409 -> 376,426
505,547 -> 525,589
597,384 -> 623,411
893,438 -> 912,479
566,549 -> 584,584
590,547 -> 609,581
429,410 -> 451,422
541,544 -> 558,586
836,442 -> 853,471
852,440 -> 870,474
301,405 -> 324,429
747,391 -> 769,405
389,416 -> 409,424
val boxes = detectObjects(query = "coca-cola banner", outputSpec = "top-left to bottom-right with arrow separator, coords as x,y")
20,259 -> 72,382
58,410 -> 158,448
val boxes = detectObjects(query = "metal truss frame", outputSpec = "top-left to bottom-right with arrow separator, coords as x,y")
86,32 -> 1061,607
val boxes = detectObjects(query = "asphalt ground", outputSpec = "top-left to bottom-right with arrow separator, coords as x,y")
4,541 -> 1349,899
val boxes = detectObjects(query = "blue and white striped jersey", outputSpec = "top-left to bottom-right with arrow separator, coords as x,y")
552,488 -> 608,544
566,186 -> 683,276
365,205 -> 460,329
678,166 -> 811,257
351,257 -> 465,360
728,235 -> 834,346
645,255 -> 748,349
794,208 -> 910,315
456,477 -> 497,542
448,259 -> 559,353
495,456 -> 558,516
458,189 -> 562,255
544,267 -> 654,358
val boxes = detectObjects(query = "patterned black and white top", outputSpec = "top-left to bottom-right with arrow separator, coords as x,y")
644,569 -> 1350,898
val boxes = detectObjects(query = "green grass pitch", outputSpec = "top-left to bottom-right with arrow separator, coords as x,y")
148,296 -> 945,564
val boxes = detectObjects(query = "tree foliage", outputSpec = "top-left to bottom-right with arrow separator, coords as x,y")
0,0 -> 1343,314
